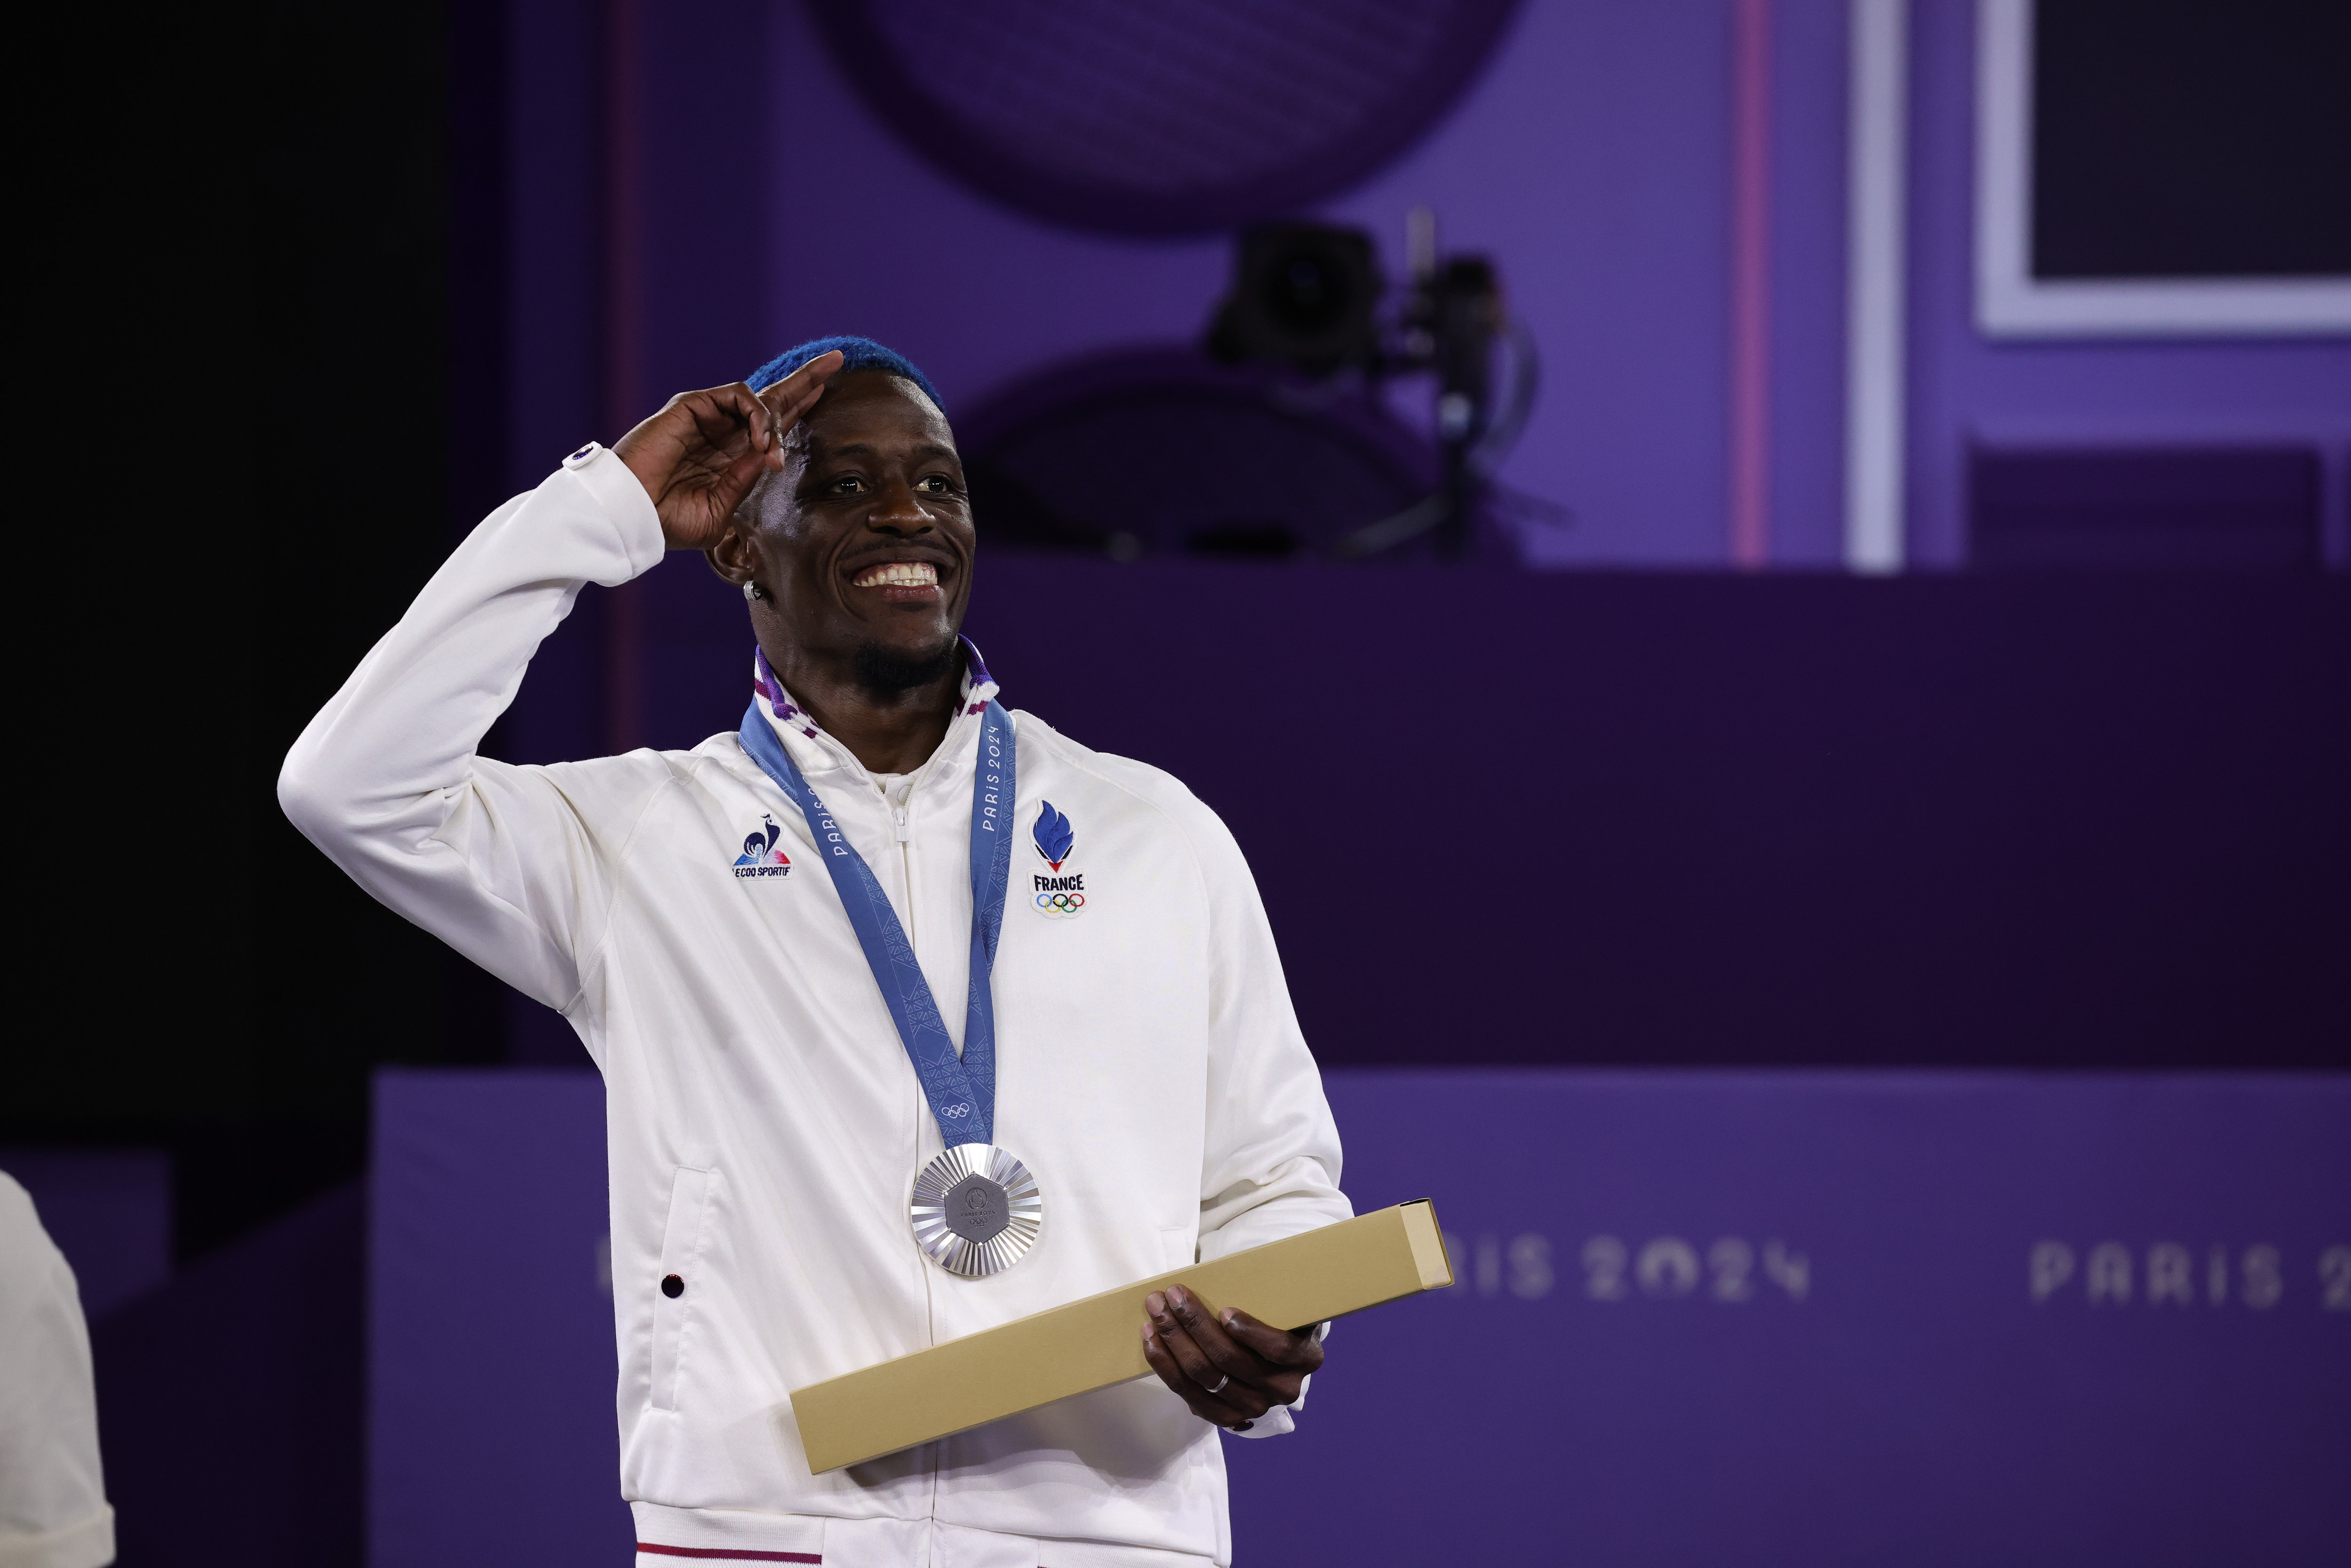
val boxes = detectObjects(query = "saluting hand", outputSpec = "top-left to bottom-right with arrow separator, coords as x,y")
613,349 -> 845,550
1141,1284 -> 1325,1432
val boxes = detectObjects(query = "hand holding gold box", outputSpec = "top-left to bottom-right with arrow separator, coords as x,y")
790,1200 -> 1452,1473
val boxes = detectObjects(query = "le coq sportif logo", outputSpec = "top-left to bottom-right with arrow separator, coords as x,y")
733,813 -> 793,880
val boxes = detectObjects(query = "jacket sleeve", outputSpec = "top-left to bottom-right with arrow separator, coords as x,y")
1181,795 -> 1352,1436
276,448 -> 669,1016
0,1175 -> 114,1568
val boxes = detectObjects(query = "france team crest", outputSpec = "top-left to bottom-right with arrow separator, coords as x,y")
1031,801 -> 1085,918
732,813 -> 792,880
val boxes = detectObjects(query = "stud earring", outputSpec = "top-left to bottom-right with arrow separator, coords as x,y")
743,580 -> 767,603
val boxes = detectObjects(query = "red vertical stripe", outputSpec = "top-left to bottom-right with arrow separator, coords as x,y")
1729,0 -> 1773,570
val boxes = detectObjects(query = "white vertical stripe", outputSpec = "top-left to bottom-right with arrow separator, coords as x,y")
1845,0 -> 1908,573
1976,0 -> 2033,336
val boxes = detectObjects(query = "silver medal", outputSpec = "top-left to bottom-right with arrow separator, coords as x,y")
910,1143 -> 1043,1277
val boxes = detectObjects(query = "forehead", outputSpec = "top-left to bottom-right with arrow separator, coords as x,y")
798,371 -> 955,455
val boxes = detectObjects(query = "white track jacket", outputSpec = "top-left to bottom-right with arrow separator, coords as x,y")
278,446 -> 1351,1568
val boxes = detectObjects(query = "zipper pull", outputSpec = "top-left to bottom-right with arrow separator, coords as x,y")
893,807 -> 911,844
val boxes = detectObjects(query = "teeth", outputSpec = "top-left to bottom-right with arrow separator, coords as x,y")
852,561 -> 939,589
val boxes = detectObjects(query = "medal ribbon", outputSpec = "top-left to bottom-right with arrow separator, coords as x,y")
736,697 -> 1015,1149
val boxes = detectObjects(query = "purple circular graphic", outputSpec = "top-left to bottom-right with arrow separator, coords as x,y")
807,0 -> 1524,236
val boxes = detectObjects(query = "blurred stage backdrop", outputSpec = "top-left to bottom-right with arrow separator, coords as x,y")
8,1 -> 2347,1564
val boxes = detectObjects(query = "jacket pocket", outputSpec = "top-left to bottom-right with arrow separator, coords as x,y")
651,1166 -> 716,1412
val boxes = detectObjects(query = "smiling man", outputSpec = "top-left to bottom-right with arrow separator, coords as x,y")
280,338 -> 1349,1568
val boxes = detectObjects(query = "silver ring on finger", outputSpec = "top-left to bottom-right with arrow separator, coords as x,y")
1207,1373 -> 1230,1395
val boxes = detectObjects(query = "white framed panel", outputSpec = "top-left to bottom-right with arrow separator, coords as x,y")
1975,0 -> 2351,339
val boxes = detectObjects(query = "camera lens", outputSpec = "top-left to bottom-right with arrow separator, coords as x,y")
1206,222 -> 1381,371
1273,254 -> 1344,332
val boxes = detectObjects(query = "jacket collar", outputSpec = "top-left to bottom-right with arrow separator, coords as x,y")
749,638 -> 1000,789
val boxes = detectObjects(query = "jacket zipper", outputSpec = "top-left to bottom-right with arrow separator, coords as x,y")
889,800 -> 916,952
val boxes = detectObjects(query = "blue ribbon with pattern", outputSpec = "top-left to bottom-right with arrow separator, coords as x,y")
736,698 -> 1014,1148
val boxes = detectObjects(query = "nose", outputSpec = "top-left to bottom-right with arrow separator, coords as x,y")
865,478 -> 935,536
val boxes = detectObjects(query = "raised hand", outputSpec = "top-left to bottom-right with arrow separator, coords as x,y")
1141,1284 -> 1325,1432
613,349 -> 845,550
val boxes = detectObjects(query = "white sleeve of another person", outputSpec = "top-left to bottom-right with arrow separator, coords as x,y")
0,1173 -> 115,1568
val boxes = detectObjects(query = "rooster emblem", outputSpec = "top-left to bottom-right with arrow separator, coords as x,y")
733,813 -> 790,867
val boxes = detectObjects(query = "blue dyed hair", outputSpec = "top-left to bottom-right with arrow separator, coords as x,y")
746,335 -> 944,413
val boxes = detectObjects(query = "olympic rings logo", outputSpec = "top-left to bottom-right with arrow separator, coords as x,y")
1035,892 -> 1086,913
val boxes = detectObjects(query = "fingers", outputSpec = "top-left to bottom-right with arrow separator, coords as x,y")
1147,1292 -> 1241,1396
767,346 -> 846,399
678,388 -> 775,523
1215,1306 -> 1325,1372
1158,1287 -> 1318,1379
1143,1286 -> 1312,1421
615,370 -> 842,551
1141,1319 -> 1260,1428
756,349 -> 846,463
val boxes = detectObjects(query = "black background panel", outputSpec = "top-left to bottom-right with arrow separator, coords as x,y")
2033,0 -> 2351,280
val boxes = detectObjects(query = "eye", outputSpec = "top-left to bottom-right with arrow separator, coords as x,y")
828,475 -> 868,495
916,474 -> 955,495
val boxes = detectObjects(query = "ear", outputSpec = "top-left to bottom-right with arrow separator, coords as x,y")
706,515 -> 758,587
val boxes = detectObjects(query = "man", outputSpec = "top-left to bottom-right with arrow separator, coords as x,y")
280,337 -> 1349,1567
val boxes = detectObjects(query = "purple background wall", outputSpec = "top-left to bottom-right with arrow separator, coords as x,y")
370,1069 -> 2351,1567
635,562 -> 2350,1070
479,0 -> 2351,1070
495,0 -> 2351,574
370,1073 -> 629,1568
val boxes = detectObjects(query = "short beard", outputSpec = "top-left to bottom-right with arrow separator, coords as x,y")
852,636 -> 960,696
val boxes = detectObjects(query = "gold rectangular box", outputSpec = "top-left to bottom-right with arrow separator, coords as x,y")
790,1200 -> 1452,1473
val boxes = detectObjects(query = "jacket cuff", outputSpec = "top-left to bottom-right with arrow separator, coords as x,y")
0,1502 -> 116,1568
558,442 -> 666,578
1228,1406 -> 1294,1439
